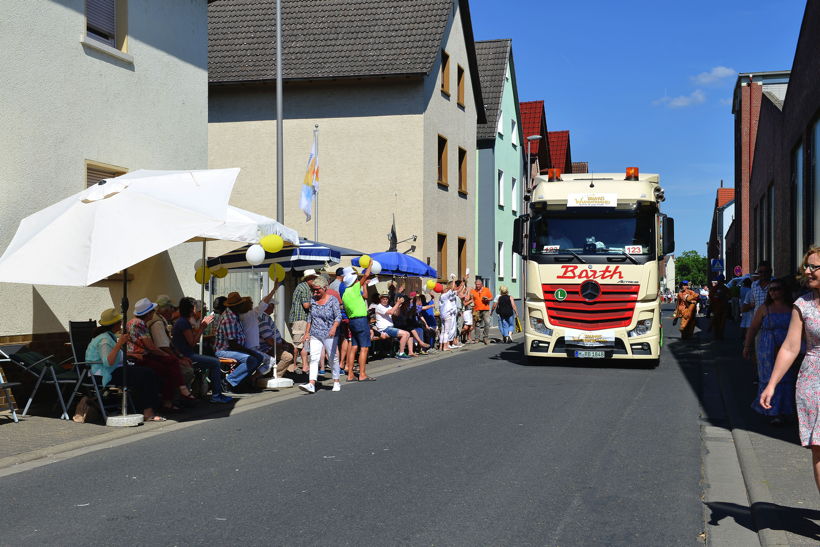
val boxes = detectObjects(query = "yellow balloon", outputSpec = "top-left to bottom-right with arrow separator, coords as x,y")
195,267 -> 212,285
260,234 -> 284,254
426,279 -> 436,290
360,255 -> 371,269
213,266 -> 228,279
268,263 -> 286,282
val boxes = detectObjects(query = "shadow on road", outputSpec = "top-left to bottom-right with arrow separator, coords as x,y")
495,343 -> 657,370
705,501 -> 820,541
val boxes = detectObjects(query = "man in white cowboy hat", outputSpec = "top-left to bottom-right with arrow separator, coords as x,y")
288,269 -> 319,371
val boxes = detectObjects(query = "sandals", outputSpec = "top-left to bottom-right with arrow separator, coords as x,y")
145,415 -> 167,422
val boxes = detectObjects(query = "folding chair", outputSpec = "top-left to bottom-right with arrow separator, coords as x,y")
0,344 -> 78,420
0,360 -> 21,423
66,320 -> 117,420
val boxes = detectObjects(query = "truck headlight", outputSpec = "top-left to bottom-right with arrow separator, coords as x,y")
628,319 -> 653,338
529,317 -> 553,336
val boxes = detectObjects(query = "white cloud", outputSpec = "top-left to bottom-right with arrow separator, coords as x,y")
691,66 -> 736,85
653,89 -> 706,109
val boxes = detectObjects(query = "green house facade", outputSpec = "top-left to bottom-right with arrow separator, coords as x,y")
475,39 -> 524,300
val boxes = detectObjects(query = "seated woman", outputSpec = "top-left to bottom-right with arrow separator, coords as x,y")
172,297 -> 233,404
86,308 -> 165,422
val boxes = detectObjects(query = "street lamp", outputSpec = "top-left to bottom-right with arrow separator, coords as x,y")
522,135 -> 542,306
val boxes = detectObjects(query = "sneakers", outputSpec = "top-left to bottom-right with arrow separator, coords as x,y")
332,382 -> 341,392
209,393 -> 234,404
396,353 -> 411,359
298,383 -> 316,394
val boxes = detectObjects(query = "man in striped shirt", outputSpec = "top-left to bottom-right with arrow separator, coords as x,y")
215,292 -> 262,391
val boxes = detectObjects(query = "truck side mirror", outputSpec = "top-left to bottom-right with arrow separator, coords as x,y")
513,217 -> 524,257
662,216 -> 675,256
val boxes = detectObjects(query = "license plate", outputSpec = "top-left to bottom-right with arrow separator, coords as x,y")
574,350 -> 605,359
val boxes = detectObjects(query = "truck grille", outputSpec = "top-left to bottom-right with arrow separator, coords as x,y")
542,283 -> 640,330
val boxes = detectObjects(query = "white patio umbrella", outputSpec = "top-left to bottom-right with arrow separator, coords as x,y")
0,168 -> 240,286
0,168 -> 243,426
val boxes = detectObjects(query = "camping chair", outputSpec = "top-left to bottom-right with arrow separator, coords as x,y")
0,344 -> 78,420
66,320 -> 134,421
0,358 -> 21,423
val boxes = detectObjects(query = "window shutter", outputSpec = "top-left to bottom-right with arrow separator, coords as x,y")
87,0 -> 116,44
87,165 -> 118,187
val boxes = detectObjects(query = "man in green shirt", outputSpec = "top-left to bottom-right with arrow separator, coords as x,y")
342,263 -> 374,381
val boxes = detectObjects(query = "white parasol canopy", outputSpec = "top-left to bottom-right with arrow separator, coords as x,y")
0,168 -> 241,286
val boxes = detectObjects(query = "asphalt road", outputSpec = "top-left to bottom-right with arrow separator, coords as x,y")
1,327 -> 704,546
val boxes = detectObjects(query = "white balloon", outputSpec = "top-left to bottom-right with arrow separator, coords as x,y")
370,260 -> 382,275
246,244 -> 266,266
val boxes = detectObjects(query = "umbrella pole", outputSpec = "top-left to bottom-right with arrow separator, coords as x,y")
121,268 -> 129,416
200,241 -> 206,354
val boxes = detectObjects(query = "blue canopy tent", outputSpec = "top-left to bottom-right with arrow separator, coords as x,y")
352,252 -> 437,278
207,240 -> 351,272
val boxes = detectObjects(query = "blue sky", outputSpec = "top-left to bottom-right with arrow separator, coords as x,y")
470,0 -> 806,257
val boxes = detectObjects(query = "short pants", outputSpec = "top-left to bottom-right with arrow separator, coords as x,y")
382,326 -> 401,338
463,309 -> 473,325
348,316 -> 371,348
290,320 -> 308,350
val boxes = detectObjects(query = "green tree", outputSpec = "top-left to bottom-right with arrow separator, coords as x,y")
676,250 -> 708,287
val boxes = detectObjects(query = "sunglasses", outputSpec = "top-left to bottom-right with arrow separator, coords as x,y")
804,264 -> 820,273
312,287 -> 325,292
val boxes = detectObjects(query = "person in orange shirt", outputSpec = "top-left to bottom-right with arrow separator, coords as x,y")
471,277 -> 493,344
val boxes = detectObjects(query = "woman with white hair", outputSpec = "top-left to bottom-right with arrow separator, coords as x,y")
300,275 -> 342,393
492,285 -> 519,343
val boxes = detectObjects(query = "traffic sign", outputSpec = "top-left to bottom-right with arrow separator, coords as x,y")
710,259 -> 724,272
733,265 -> 742,276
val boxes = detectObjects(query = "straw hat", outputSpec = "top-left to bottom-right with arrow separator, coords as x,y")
133,298 -> 156,317
99,308 -> 122,326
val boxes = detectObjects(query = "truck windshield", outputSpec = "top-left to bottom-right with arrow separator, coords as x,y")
529,207 -> 656,257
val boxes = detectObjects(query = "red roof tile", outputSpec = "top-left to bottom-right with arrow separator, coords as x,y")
548,130 -> 572,173
716,188 -> 734,208
520,101 -> 545,154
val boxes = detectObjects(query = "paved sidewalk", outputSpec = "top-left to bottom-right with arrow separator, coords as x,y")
0,331 -> 509,471
695,313 -> 820,546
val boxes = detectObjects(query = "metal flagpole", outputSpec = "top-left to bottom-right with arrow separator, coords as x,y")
313,124 -> 319,242
274,0 -> 286,333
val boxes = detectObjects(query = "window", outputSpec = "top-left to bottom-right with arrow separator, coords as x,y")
458,238 -> 467,280
795,142 -> 805,268
511,118 -> 518,147
497,170 -> 504,207
497,110 -> 504,135
767,184 -> 774,264
511,252 -> 518,281
437,233 -> 448,280
437,136 -> 448,186
458,147 -> 467,194
457,65 -> 465,107
86,0 -> 127,51
497,241 -> 505,279
440,50 -> 450,96
511,177 -> 518,213
86,160 -> 126,188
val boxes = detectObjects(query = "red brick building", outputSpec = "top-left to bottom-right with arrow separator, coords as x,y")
729,70 -> 789,275
740,2 -> 820,278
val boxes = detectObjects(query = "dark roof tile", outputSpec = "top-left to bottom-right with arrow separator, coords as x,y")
475,39 -> 510,141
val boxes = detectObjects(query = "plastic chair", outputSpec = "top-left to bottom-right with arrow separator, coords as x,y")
0,344 -> 77,420
0,361 -> 20,423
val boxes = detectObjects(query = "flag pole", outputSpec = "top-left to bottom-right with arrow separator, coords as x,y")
313,124 -> 319,242
274,0 -> 285,334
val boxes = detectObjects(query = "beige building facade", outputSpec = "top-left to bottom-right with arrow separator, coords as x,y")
208,0 -> 484,280
0,0 -> 210,340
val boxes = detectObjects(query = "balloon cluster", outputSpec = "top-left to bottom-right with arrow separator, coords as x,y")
193,258 -> 227,284
359,255 -> 382,275
425,279 -> 443,293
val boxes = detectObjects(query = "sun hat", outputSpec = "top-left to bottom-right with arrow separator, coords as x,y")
133,298 -> 157,317
155,294 -> 173,308
99,308 -> 123,326
343,267 -> 355,276
681,280 -> 689,285
303,269 -> 318,279
379,292 -> 389,298
343,273 -> 357,287
225,292 -> 245,308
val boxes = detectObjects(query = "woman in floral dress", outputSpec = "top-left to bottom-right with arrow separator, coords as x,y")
744,279 -> 795,424
761,246 -> 820,492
